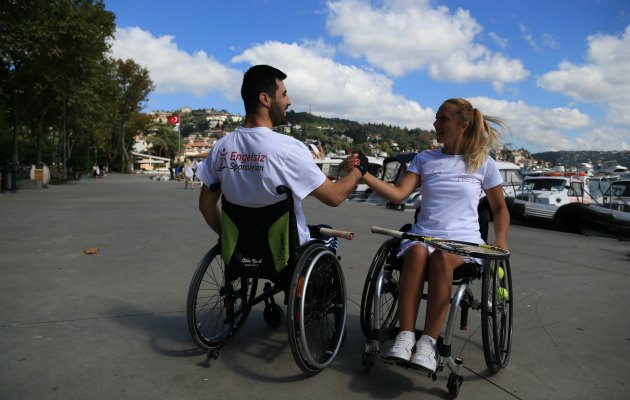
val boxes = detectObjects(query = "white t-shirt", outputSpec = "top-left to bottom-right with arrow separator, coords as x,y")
408,150 -> 502,243
196,127 -> 326,244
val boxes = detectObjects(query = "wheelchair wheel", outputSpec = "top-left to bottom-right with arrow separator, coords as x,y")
360,238 -> 400,339
481,259 -> 513,372
288,243 -> 346,374
186,244 -> 258,350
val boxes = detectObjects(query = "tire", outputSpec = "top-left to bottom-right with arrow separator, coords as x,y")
360,238 -> 400,339
186,245 -> 258,350
481,259 -> 513,372
287,243 -> 346,374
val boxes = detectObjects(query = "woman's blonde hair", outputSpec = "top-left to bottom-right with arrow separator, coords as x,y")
443,98 -> 507,172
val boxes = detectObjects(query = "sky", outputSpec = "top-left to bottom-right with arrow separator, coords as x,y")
104,0 -> 630,153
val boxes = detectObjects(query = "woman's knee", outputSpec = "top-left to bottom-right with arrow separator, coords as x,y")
402,245 -> 430,273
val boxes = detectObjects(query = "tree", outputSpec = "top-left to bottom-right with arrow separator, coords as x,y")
146,125 -> 180,160
110,59 -> 154,172
0,0 -> 116,169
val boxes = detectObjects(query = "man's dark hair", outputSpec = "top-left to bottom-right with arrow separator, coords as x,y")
241,65 -> 287,115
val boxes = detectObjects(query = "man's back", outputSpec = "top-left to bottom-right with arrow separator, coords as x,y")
197,126 -> 326,244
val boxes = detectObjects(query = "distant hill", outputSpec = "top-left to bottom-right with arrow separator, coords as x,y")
532,150 -> 630,168
284,111 -> 433,154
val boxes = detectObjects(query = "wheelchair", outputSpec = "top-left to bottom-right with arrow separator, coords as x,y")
186,185 -> 347,375
360,222 -> 513,398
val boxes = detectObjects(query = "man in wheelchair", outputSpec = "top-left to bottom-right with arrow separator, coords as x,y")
189,64 -> 370,374
196,64 -> 367,245
356,98 -> 510,373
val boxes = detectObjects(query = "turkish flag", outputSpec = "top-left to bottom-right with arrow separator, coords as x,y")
167,114 -> 180,125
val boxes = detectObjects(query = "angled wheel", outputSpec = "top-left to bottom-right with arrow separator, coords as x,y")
288,243 -> 346,374
481,259 -> 513,372
186,244 -> 258,350
263,303 -> 284,329
360,238 -> 401,339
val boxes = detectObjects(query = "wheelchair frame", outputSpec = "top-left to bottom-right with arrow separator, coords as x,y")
186,186 -> 348,375
360,230 -> 513,398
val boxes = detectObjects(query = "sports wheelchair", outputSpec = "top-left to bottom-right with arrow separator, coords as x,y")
186,185 -> 349,375
360,223 -> 513,398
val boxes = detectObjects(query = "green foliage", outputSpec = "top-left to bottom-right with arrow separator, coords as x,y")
284,111 -> 432,156
0,1 -> 155,175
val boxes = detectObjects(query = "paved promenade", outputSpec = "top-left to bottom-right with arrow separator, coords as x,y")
1,174 -> 629,400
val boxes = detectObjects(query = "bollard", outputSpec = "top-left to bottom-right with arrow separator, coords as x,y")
1,161 -> 17,193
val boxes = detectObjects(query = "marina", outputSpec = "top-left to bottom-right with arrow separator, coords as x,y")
1,173 -> 629,399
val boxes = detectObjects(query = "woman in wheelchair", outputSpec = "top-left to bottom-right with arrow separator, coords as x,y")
355,98 -> 510,373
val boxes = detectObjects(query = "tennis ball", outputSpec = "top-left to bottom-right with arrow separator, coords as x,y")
497,287 -> 509,300
498,267 -> 504,280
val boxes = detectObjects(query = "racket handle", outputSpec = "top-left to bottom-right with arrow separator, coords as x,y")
318,227 -> 354,240
371,226 -> 404,238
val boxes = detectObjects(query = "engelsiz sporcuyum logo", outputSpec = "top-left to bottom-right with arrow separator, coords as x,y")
217,149 -> 267,173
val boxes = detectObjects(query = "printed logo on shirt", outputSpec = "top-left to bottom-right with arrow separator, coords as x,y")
228,151 -> 267,173
216,148 -> 228,171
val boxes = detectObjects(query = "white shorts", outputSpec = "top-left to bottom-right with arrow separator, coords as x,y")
397,239 -> 481,265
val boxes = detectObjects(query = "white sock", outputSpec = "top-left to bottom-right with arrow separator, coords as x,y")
419,334 -> 436,345
399,330 -> 416,339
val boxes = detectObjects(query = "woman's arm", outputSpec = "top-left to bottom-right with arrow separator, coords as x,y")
361,171 -> 421,204
484,185 -> 509,250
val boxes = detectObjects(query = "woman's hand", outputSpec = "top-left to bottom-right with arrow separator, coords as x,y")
343,154 -> 358,172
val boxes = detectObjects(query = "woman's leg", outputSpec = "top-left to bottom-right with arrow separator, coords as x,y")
423,250 -> 463,339
387,244 -> 430,362
398,244 -> 430,332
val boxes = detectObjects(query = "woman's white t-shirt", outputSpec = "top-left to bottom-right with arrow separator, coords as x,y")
196,127 -> 326,244
408,150 -> 502,244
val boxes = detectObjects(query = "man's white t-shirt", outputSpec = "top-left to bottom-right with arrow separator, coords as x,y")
196,127 -> 326,244
408,150 -> 502,244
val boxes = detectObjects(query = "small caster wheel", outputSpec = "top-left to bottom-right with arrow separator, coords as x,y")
207,348 -> 220,360
263,303 -> 284,328
447,373 -> 463,399
362,352 -> 374,374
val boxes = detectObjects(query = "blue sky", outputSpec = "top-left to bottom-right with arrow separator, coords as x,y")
105,0 -> 630,153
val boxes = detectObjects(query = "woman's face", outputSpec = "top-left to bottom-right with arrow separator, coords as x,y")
433,102 -> 468,151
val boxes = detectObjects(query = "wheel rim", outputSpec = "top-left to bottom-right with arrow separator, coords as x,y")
482,259 -> 513,371
296,250 -> 346,370
361,239 -> 399,338
188,247 -> 257,348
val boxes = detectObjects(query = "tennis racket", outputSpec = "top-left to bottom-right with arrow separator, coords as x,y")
371,226 -> 509,260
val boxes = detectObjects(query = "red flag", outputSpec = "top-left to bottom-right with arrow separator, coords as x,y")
167,114 -> 180,125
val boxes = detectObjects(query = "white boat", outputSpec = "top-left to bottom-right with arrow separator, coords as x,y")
495,161 -> 523,198
314,156 -> 344,181
555,179 -> 630,237
509,172 -> 594,221
594,161 -> 628,175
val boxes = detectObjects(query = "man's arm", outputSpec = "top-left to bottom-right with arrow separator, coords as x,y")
310,167 -> 363,206
199,184 -> 222,234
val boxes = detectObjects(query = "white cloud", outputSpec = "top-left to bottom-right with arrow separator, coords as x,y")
537,25 -> 630,125
468,97 -> 592,151
489,32 -> 508,49
110,27 -> 242,100
325,0 -> 528,85
232,41 -> 435,128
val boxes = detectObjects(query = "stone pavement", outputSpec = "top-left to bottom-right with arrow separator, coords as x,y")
1,173 -> 629,399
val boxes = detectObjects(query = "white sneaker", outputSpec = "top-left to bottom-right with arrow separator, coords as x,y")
411,336 -> 437,372
386,331 -> 415,363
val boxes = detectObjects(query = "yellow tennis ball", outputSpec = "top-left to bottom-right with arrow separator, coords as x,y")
497,287 -> 509,300
498,267 -> 504,280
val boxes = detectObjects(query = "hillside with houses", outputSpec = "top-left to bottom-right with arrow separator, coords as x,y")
132,108 -> 628,174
